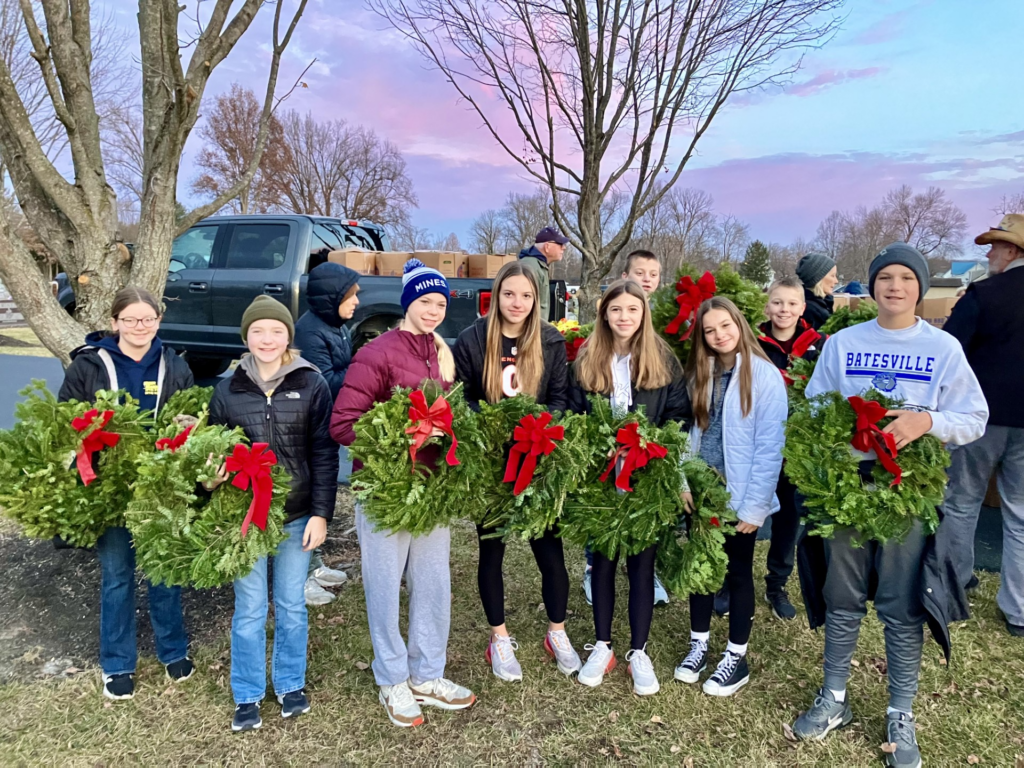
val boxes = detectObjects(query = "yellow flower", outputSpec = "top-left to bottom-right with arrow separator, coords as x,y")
554,319 -> 580,333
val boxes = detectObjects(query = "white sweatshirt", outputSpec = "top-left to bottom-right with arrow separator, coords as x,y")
806,318 -> 988,447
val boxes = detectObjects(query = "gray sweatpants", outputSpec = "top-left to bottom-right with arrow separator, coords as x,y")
942,425 -> 1024,625
355,506 -> 451,687
822,521 -> 927,713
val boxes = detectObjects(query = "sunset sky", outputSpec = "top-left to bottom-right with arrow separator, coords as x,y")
106,0 -> 1024,253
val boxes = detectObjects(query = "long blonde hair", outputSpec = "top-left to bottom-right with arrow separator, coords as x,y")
685,296 -> 770,431
433,333 -> 455,382
483,261 -> 543,403
575,279 -> 673,394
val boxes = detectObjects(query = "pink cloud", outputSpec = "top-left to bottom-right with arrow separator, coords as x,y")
786,67 -> 887,97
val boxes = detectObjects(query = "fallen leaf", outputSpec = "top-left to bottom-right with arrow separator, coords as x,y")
650,715 -> 663,724
63,667 -> 81,675
598,748 -> 609,756
670,746 -> 680,754
850,659 -> 861,667
782,723 -> 798,742
328,616 -> 345,625
103,701 -> 113,709
19,648 -> 42,664
612,743 -> 622,758
537,602 -> 546,612
683,758 -> 694,768
354,661 -> 369,670
607,710 -> 619,723
881,742 -> 898,754
968,757 -> 980,765
208,662 -> 223,672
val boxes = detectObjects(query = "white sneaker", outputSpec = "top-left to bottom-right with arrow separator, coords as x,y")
311,565 -> 348,587
304,577 -> 335,606
409,677 -> 476,710
577,642 -> 616,688
379,682 -> 424,728
653,574 -> 670,606
625,646 -> 660,696
486,635 -> 523,682
582,567 -> 593,606
544,630 -> 582,676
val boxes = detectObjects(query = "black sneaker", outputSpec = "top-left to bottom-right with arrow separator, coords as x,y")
1007,620 -> 1024,638
673,640 -> 708,683
166,658 -> 195,682
102,673 -> 135,701
766,590 -> 797,621
278,690 -> 311,719
713,586 -> 730,617
232,702 -> 262,732
702,651 -> 749,697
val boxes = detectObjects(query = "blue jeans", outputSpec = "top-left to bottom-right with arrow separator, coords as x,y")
96,526 -> 188,676
231,516 -> 312,704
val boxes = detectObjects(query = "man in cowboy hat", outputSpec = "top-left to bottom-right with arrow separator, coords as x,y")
943,213 -> 1024,637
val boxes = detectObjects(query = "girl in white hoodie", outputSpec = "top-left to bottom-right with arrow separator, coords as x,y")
674,297 -> 788,697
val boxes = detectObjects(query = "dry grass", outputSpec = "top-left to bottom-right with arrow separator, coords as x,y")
0,326 -> 54,358
1,515 -> 1022,767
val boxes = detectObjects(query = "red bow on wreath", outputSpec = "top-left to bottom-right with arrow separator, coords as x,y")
405,389 -> 459,468
71,409 -> 120,486
155,425 -> 194,453
665,272 -> 717,340
848,396 -> 902,486
503,412 -> 564,496
599,422 -> 668,492
226,443 -> 278,537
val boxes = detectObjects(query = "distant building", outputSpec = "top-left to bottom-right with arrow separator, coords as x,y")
938,260 -> 988,285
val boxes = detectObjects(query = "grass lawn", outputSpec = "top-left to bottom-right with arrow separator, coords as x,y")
1,510 -> 1022,766
0,326 -> 54,357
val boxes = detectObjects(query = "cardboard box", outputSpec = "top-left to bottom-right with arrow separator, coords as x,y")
453,253 -> 471,279
376,251 -> 412,277
467,254 -> 505,279
411,251 -> 457,278
501,254 -> 517,267
832,294 -> 850,310
327,249 -> 377,275
915,296 -> 959,328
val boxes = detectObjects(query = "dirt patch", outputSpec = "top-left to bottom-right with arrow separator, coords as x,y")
0,486 -> 359,683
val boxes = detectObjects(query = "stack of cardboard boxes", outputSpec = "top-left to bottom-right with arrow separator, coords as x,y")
831,293 -> 961,329
326,250 -> 517,279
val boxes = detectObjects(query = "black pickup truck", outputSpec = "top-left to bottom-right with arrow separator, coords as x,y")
57,215 -> 566,378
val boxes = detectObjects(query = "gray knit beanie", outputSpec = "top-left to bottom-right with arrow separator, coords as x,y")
796,252 -> 836,289
868,242 -> 930,300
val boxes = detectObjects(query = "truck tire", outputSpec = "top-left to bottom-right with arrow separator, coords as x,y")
183,353 -> 232,379
353,316 -> 400,352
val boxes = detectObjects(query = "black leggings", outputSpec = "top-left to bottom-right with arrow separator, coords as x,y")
476,524 -> 569,626
766,471 -> 800,593
690,529 -> 757,645
591,544 -> 657,650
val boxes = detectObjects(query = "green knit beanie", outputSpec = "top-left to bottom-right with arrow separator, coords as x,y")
240,295 -> 295,342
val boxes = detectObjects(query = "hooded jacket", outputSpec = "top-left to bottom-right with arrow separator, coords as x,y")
295,263 -> 359,401
757,319 -> 825,372
517,245 -> 551,321
58,331 -> 193,412
209,358 -> 338,523
801,289 -> 834,331
452,316 -> 569,412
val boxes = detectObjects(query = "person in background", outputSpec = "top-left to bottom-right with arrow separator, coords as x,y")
583,249 -> 672,608
294,262 -> 361,606
518,226 -> 569,321
943,214 -> 1024,637
59,286 -> 196,702
796,252 -> 839,330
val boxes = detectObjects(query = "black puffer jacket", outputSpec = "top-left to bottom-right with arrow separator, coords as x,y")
567,353 -> 692,428
294,263 -> 359,401
209,364 -> 339,523
58,332 -> 193,411
801,289 -> 834,331
452,316 -> 569,412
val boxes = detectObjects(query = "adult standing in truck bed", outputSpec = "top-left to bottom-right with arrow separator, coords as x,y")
518,226 -> 569,321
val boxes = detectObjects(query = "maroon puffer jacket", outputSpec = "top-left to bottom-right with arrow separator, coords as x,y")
331,329 -> 452,465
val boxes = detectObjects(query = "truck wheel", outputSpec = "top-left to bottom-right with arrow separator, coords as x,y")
353,316 -> 400,352
184,354 -> 232,379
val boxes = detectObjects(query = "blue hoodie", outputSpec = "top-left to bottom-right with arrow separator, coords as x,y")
90,331 -> 164,412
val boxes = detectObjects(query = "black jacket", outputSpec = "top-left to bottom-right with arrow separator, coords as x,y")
452,317 -> 570,412
944,265 -> 1024,428
294,263 -> 359,402
757,319 -> 825,372
209,365 -> 339,523
567,353 -> 692,428
801,289 -> 834,331
58,333 -> 194,411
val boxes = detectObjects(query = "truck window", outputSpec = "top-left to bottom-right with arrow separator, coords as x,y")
170,225 -> 219,272
308,223 -> 344,272
224,223 -> 290,270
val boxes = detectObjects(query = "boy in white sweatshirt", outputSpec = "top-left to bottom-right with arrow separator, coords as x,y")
792,243 -> 988,768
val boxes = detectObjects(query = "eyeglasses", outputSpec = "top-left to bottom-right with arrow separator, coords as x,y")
117,316 -> 159,329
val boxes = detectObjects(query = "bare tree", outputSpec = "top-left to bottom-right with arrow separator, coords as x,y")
277,110 -> 350,217
0,0 -> 309,362
881,185 -> 967,258
373,0 -> 842,319
501,190 -> 552,253
469,208 -> 507,254
715,214 -> 751,265
994,192 -> 1024,216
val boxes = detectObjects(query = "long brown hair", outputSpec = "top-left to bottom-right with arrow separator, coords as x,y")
575,279 -> 673,394
686,296 -> 770,431
110,286 -> 162,318
483,261 -> 543,403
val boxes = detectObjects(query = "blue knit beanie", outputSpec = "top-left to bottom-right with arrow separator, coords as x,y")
400,259 -> 450,312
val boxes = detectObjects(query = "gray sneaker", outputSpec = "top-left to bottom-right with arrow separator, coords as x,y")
884,711 -> 922,768
793,688 -> 853,741
485,635 -> 523,682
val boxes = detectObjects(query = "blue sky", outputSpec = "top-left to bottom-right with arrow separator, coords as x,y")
104,0 -> 1024,252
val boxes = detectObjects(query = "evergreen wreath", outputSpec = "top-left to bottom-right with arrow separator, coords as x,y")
819,300 -> 878,335
472,396 -> 591,541
783,389 -> 950,544
0,382 -> 151,547
656,457 -> 736,596
651,263 -> 766,360
560,396 -> 689,559
348,381 -> 487,535
126,421 -> 290,588
155,386 -> 215,431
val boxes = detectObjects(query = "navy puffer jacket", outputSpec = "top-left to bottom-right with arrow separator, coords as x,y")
295,263 -> 359,401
